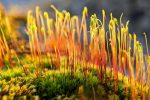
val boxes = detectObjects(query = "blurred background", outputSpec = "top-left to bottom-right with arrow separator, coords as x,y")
0,0 -> 150,52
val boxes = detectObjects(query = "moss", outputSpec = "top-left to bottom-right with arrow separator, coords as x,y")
0,5 -> 149,99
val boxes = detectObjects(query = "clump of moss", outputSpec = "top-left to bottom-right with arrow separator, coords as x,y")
0,5 -> 150,100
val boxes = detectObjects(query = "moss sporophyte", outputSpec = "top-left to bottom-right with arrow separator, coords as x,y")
0,5 -> 150,99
